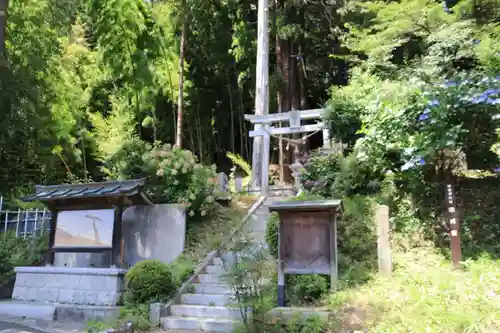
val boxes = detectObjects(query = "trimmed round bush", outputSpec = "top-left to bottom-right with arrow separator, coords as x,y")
124,260 -> 176,304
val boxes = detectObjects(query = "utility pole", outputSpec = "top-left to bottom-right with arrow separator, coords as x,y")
251,0 -> 269,190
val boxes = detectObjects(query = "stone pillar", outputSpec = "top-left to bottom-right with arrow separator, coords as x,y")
376,205 -> 392,275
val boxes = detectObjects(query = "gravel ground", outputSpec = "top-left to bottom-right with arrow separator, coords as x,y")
0,317 -> 85,333
0,318 -> 213,333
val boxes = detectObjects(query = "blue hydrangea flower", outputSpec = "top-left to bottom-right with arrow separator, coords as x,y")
418,158 -> 425,166
484,88 -> 500,96
428,100 -> 440,106
418,114 -> 429,121
444,81 -> 457,87
493,167 -> 500,173
471,95 -> 487,104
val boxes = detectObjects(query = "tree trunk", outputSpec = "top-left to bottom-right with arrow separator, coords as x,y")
289,42 -> 302,157
281,35 -> 293,183
0,0 -> 8,58
275,0 -> 285,183
175,19 -> 186,148
290,43 -> 300,112
298,44 -> 310,152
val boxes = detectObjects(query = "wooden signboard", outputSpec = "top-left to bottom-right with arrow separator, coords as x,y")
269,200 -> 342,307
279,210 -> 331,275
54,209 -> 115,249
22,179 -> 152,267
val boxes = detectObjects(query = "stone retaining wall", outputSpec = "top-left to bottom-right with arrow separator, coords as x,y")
12,266 -> 126,306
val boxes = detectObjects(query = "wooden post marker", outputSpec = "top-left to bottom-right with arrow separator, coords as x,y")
445,183 -> 462,267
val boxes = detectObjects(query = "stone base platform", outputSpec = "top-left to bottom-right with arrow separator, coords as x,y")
12,266 -> 126,306
269,307 -> 330,321
0,301 -> 120,323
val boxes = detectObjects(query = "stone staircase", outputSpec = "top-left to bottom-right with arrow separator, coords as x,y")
161,191 -> 293,332
161,254 -> 239,332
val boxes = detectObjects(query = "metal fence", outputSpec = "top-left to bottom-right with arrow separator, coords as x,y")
0,197 -> 51,238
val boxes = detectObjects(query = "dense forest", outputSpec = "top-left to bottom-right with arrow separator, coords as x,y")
0,0 -> 498,202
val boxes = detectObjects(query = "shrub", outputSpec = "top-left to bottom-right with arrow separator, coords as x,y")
261,314 -> 328,333
146,144 -> 219,218
124,260 -> 176,304
221,239 -> 275,333
286,275 -> 329,306
301,151 -> 385,198
286,314 -> 329,333
301,152 -> 341,198
103,137 -> 152,180
104,140 -> 220,218
117,304 -> 151,331
170,257 -> 195,287
0,232 -> 48,286
0,246 -> 14,286
87,304 -> 151,332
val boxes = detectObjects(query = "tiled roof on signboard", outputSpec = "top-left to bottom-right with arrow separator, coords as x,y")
268,200 -> 342,212
22,178 -> 152,204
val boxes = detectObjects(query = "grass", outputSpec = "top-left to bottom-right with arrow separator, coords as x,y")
330,237 -> 500,333
181,194 -> 256,266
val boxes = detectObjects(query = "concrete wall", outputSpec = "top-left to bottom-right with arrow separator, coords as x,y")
12,266 -> 126,306
53,204 -> 186,268
54,252 -> 110,268
122,204 -> 186,267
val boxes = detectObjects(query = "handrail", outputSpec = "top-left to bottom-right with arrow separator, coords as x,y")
216,195 -> 266,253
161,195 -> 267,316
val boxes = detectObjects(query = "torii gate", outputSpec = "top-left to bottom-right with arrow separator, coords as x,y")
245,108 -> 332,194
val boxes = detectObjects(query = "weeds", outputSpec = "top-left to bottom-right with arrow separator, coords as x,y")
330,241 -> 500,332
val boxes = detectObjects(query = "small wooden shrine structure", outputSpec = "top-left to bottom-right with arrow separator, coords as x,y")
269,200 -> 342,307
23,178 -> 153,267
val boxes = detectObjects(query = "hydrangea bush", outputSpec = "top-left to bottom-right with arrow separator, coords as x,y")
357,73 -> 500,175
105,140 -> 220,218
146,144 -> 219,218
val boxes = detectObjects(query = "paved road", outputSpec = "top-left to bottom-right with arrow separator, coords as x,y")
0,322 -> 47,333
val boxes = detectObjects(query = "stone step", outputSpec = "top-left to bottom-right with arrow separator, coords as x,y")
212,257 -> 223,266
161,316 -> 237,332
193,284 -> 233,295
169,305 -> 242,319
205,264 -> 224,274
181,293 -> 234,306
197,274 -> 223,284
